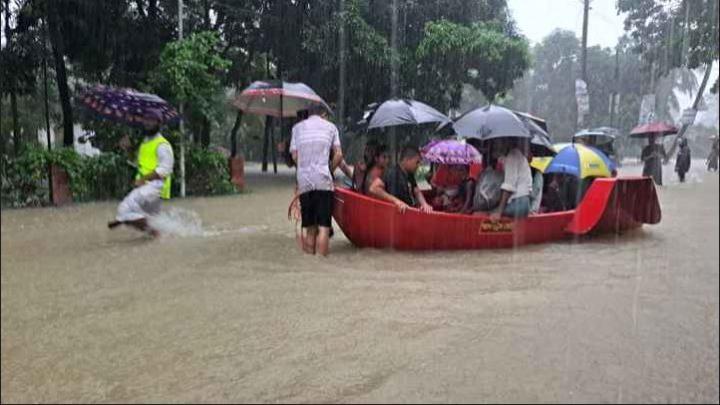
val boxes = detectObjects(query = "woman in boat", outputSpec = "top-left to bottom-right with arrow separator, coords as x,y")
358,143 -> 390,195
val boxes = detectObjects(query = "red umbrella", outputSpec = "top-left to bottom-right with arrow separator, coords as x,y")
630,122 -> 679,138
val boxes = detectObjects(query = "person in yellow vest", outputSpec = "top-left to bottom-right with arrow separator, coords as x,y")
108,117 -> 173,237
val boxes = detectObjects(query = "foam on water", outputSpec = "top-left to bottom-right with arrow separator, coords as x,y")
147,208 -> 267,238
147,208 -> 205,237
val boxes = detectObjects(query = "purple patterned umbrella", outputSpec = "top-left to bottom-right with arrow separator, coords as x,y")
77,84 -> 181,128
421,139 -> 482,165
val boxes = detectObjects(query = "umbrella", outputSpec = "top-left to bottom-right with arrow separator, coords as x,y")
452,105 -> 531,141
232,80 -> 331,118
420,139 -> 482,165
77,84 -> 180,128
512,110 -> 548,133
574,128 -> 616,145
540,144 -> 616,178
530,132 -> 557,157
366,99 -> 451,129
630,122 -> 678,138
530,143 -> 572,172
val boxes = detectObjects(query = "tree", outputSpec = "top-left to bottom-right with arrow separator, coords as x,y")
416,20 -> 529,109
149,31 -> 231,148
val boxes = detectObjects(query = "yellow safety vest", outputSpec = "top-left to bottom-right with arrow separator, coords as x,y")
137,135 -> 172,199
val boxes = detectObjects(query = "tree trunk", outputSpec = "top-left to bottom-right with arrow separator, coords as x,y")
230,110 -> 243,157
10,91 -> 20,155
262,116 -> 271,172
148,0 -> 157,20
665,62 -> 714,162
48,7 -> 74,147
201,116 -> 211,148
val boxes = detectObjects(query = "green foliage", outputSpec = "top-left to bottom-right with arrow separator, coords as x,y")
1,145 -> 50,208
416,20 -> 530,105
150,31 -> 231,120
174,146 -> 236,196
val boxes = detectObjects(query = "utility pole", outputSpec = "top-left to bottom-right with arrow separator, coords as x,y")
43,18 -> 53,203
390,0 -> 399,162
581,0 -> 590,82
178,0 -> 186,197
338,0 -> 346,136
610,45 -> 620,127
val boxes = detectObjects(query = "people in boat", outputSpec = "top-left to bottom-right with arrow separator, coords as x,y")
489,138 -> 533,220
528,153 -> 544,215
369,146 -> 434,213
107,114 -> 173,237
675,138 -> 691,183
471,147 -> 503,213
641,135 -> 666,186
455,139 -> 483,213
289,104 -> 343,256
541,173 -> 579,212
353,142 -> 390,195
429,164 -> 468,212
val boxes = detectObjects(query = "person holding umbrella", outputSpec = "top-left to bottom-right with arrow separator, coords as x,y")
641,135 -> 667,186
107,111 -> 173,237
631,122 -> 677,186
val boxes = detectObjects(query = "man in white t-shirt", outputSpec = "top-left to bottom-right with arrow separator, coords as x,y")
490,138 -> 533,221
290,105 -> 343,256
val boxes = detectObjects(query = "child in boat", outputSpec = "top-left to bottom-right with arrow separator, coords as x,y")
429,164 -> 468,212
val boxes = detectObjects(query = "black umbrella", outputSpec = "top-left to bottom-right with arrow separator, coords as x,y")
365,99 -> 450,130
453,105 -> 531,141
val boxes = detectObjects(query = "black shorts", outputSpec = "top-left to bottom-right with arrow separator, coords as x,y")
299,190 -> 334,228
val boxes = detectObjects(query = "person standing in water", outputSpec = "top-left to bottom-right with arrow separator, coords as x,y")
108,113 -> 173,237
675,138 -> 691,183
290,104 -> 343,257
641,135 -> 666,186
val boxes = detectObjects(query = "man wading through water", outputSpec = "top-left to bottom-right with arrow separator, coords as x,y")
108,111 -> 173,237
290,104 -> 343,256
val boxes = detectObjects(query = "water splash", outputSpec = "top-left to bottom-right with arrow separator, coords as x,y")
147,207 -> 268,238
148,208 -> 204,237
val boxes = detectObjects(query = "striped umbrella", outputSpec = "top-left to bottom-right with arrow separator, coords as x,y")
232,80 -> 331,118
539,144 -> 616,178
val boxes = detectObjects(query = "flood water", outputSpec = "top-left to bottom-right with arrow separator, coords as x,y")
2,162 -> 718,403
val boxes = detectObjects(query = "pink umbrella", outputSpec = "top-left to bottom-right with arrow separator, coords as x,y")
630,122 -> 679,138
421,140 -> 482,165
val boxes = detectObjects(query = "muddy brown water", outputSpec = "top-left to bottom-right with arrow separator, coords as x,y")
2,162 -> 718,403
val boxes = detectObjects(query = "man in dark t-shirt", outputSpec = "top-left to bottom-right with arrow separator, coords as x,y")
369,146 -> 433,213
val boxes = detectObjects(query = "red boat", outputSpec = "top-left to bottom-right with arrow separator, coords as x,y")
332,177 -> 661,250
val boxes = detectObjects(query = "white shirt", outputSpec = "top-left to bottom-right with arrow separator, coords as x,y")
500,148 -> 532,201
290,115 -> 341,194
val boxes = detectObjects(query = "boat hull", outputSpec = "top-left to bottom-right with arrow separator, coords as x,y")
332,177 -> 661,251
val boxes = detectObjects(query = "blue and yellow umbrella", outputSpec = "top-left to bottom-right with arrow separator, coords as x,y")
532,143 -> 615,178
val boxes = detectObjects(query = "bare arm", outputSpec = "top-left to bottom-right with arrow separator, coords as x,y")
369,177 -> 410,213
330,146 -> 343,172
461,180 -> 476,213
413,186 -> 433,213
491,190 -> 512,221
